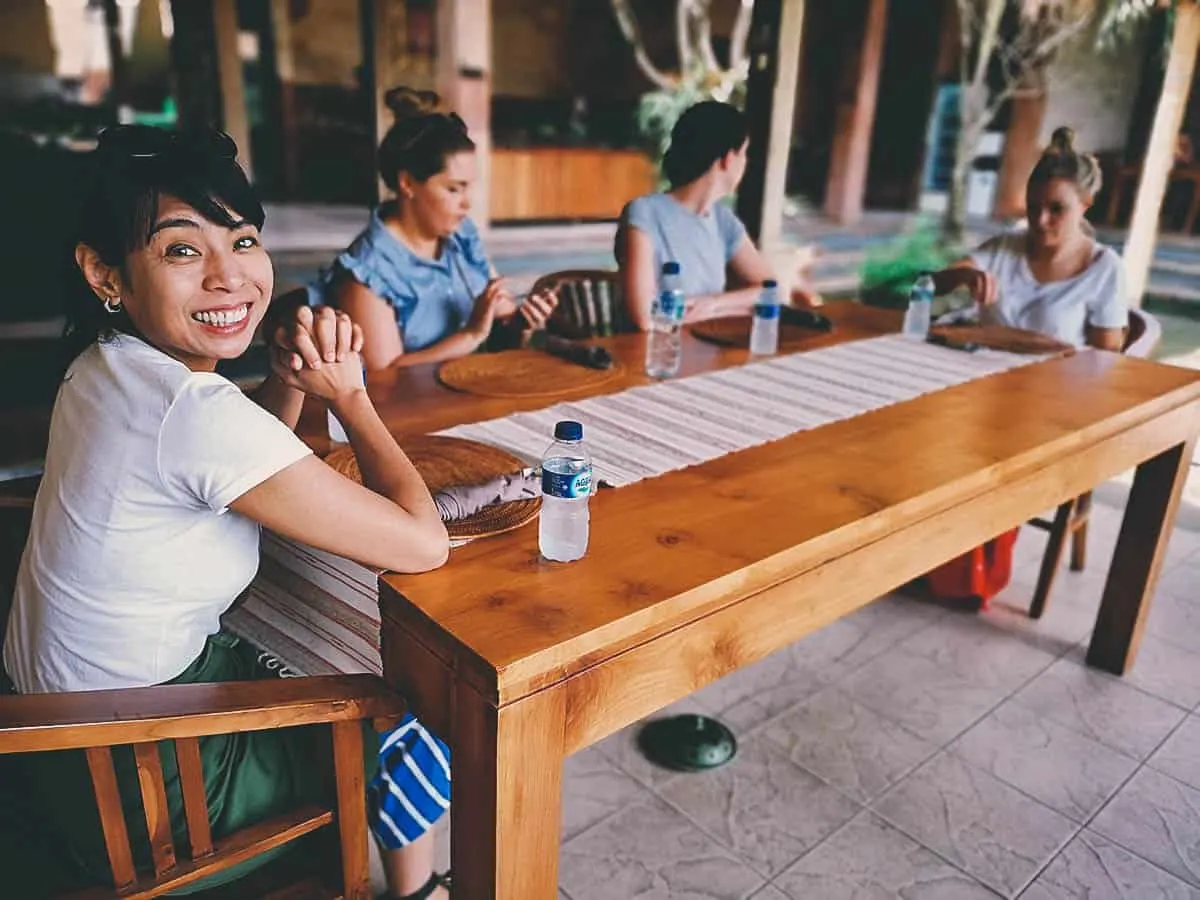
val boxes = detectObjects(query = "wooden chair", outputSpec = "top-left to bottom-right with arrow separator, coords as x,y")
0,675 -> 406,899
1029,309 -> 1163,618
535,269 -> 637,339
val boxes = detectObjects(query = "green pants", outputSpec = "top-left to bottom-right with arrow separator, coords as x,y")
13,633 -> 379,895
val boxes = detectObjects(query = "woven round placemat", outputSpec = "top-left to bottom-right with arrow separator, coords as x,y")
437,349 -> 623,399
931,324 -> 1074,355
689,316 -> 826,350
324,435 -> 540,541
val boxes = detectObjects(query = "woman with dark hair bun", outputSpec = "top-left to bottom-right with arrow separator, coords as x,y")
932,126 -> 1127,350
308,87 -> 557,370
615,100 -> 813,330
5,125 -> 452,900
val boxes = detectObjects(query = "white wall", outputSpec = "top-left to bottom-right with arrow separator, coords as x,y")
1039,20 -> 1149,154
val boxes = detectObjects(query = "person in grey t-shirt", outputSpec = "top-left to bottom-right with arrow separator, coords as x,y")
615,101 -> 817,331
933,127 -> 1127,351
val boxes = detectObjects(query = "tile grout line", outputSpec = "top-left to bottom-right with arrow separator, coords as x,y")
1062,713 -> 1200,889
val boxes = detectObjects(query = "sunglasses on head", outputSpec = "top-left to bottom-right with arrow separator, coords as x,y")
96,125 -> 239,161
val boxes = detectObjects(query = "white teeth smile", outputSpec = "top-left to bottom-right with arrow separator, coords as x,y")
192,305 -> 249,327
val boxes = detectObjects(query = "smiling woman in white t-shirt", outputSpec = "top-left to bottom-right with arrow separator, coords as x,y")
932,127 -> 1128,351
2,126 -> 451,900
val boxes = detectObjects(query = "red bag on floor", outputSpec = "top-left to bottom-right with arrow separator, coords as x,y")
926,529 -> 1020,608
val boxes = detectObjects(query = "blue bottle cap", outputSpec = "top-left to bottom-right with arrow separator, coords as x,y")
555,420 -> 583,441
662,261 -> 681,276
762,279 -> 778,289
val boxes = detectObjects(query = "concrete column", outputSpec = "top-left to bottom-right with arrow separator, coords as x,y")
437,0 -> 492,228
822,0 -> 888,224
994,90 -> 1046,220
1125,0 -> 1200,307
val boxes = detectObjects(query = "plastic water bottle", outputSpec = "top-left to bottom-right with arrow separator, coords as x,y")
539,420 -> 592,562
902,272 -> 935,339
645,261 -> 685,379
749,279 -> 782,356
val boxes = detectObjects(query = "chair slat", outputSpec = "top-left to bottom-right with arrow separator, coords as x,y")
63,805 -> 335,900
174,737 -> 214,859
84,746 -> 138,891
132,742 -> 177,877
331,720 -> 371,900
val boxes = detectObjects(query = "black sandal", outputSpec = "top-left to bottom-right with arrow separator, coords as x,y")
395,871 -> 450,900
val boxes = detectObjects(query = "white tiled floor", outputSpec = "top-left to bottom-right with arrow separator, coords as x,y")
553,486 -> 1200,899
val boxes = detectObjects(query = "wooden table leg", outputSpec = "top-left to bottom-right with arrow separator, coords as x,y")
451,681 -> 566,900
1087,438 -> 1195,674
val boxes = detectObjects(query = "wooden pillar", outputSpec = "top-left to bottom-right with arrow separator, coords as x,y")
169,0 -> 222,131
994,91 -> 1046,219
736,0 -> 806,247
1125,1 -> 1200,307
438,0 -> 492,228
360,0 -> 393,203
100,0 -> 127,109
822,0 -> 888,224
212,0 -> 252,178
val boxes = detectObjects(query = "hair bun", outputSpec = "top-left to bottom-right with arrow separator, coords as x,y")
1048,126 -> 1076,156
384,87 -> 441,123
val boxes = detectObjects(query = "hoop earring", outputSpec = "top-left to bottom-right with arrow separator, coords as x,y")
103,296 -> 123,314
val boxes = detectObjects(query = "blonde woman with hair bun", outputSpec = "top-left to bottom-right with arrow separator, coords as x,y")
931,126 -> 1127,350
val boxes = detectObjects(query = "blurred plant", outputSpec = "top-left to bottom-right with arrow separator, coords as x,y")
611,0 -> 752,169
860,222 -> 963,310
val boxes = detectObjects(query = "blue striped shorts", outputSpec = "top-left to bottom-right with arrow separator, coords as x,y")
368,712 -> 452,848
257,649 -> 450,849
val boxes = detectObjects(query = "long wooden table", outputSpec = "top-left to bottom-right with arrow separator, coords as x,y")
313,301 -> 1200,900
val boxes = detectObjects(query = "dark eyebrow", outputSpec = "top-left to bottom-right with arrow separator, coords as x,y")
148,217 -> 201,238
148,216 -> 250,239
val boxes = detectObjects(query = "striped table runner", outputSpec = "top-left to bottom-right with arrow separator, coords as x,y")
223,531 -> 382,676
436,334 -> 1049,488
224,334 -> 1050,677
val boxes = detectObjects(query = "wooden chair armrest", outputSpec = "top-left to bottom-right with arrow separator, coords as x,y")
0,674 -> 406,754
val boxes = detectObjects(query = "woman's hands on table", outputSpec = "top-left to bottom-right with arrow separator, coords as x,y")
933,265 -> 998,307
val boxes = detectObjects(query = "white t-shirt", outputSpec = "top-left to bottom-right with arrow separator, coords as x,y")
970,233 -> 1128,348
3,335 -> 311,694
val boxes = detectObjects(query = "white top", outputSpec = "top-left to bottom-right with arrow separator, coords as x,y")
970,233 -> 1128,348
4,336 -> 311,694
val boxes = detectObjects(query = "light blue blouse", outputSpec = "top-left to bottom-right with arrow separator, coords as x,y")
617,193 -> 749,295
307,204 -> 491,352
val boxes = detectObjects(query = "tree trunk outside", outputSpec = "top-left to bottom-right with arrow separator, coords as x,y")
944,117 -> 975,247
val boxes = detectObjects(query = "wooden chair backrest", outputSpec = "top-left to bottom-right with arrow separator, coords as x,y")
0,676 -> 405,900
534,269 -> 636,339
1124,308 -> 1161,359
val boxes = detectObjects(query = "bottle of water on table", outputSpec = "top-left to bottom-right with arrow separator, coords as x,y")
645,261 -> 686,379
749,279 -> 782,356
902,272 -> 935,339
539,420 -> 592,562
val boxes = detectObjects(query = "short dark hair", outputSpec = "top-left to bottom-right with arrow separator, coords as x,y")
377,87 -> 475,189
661,101 -> 748,189
65,126 -> 265,362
